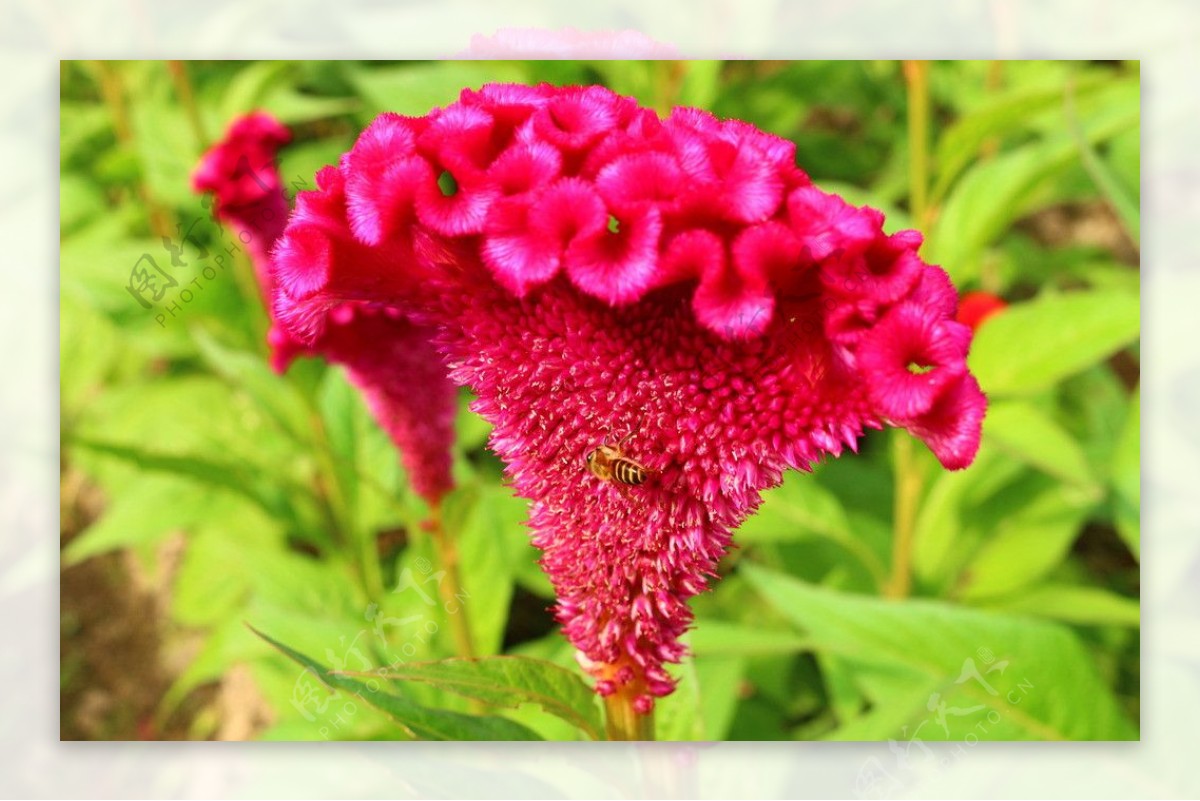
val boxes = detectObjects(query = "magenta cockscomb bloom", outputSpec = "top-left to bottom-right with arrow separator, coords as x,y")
192,111 -> 293,290
193,113 -> 456,505
271,84 -> 987,712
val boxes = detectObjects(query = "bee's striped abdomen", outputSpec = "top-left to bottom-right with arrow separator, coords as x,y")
613,458 -> 648,486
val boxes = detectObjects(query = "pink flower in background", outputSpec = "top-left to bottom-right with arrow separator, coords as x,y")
271,85 -> 987,712
192,112 -> 292,292
463,27 -> 677,58
193,114 -> 456,505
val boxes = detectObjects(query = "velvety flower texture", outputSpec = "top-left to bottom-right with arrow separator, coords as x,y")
271,84 -> 988,712
192,113 -> 455,504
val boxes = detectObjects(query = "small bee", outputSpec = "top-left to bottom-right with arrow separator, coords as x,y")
585,430 -> 654,487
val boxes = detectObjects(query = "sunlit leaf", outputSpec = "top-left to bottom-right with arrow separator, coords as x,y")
743,565 -> 1137,740
969,290 -> 1139,396
347,655 -> 603,740
250,626 -> 542,741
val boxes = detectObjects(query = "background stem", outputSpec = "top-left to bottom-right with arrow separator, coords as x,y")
885,434 -> 922,599
885,60 -> 933,600
428,501 -> 476,660
166,60 -> 208,150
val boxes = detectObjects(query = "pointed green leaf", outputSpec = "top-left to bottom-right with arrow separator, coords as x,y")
193,329 -> 315,447
1110,389 -> 1140,559
932,72 -> 1109,201
983,400 -> 1099,490
743,565 -> 1136,740
968,290 -> 1139,396
930,79 -> 1137,283
689,619 -> 811,657
349,655 -> 603,740
956,482 -> 1091,600
975,583 -> 1139,627
249,626 -> 542,741
69,437 -> 297,524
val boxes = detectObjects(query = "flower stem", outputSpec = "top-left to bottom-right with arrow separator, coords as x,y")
604,693 -> 655,741
885,60 -> 933,601
92,60 -> 172,241
885,432 -> 922,599
165,60 -> 208,150
427,500 -> 476,660
903,60 -> 931,228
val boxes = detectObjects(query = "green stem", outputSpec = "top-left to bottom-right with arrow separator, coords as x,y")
604,693 -> 655,741
93,61 -> 172,241
427,501 -> 476,660
166,60 -> 208,150
884,60 -> 934,601
885,433 -> 922,599
309,405 -> 386,601
903,60 -> 931,228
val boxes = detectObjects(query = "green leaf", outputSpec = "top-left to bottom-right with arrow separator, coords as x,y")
742,565 -> 1136,740
930,80 -> 1138,283
262,88 -> 360,125
689,619 -> 810,657
69,437 -> 300,527
345,62 -> 528,117
215,61 -> 292,124
932,72 -> 1109,202
975,583 -> 1139,627
249,626 -> 542,741
193,328 -> 316,447
910,447 -> 1026,590
677,60 -> 723,110
968,290 -> 1139,396
60,294 -> 122,420
956,481 -> 1092,600
63,476 -> 211,565
1110,390 -> 1140,559
694,656 -> 746,740
1065,77 -> 1140,245
351,655 -> 603,740
983,400 -> 1099,490
450,483 -> 527,655
736,473 -> 888,588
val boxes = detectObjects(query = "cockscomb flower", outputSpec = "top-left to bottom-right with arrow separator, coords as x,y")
193,113 -> 455,504
271,84 -> 987,714
192,111 -> 293,290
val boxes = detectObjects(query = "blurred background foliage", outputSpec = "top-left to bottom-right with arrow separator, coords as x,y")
60,60 -> 1139,742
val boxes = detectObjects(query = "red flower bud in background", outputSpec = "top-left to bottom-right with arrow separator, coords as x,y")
956,290 -> 1008,332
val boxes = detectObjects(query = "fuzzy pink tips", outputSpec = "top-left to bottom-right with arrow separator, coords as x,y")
904,373 -> 987,470
692,248 -> 775,339
788,185 -> 881,262
192,111 -> 291,206
856,304 -> 970,421
566,206 -> 664,305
